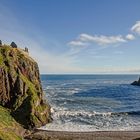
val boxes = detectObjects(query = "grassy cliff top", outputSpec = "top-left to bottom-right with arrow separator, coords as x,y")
0,45 -> 35,66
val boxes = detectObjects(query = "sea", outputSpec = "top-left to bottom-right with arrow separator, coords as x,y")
40,75 -> 140,131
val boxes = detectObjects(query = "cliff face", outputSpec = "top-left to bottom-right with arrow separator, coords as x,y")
0,45 -> 51,129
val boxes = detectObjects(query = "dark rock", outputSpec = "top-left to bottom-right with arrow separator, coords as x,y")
131,77 -> 140,86
10,42 -> 17,48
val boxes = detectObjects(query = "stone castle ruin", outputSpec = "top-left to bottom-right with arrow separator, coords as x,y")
0,40 -> 29,53
0,40 -> 2,46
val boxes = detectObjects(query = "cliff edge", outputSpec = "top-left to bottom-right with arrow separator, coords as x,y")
0,45 -> 51,139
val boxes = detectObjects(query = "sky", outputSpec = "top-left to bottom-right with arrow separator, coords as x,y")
0,0 -> 140,74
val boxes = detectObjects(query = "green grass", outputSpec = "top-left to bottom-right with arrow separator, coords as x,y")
0,106 -> 22,140
0,131 -> 22,140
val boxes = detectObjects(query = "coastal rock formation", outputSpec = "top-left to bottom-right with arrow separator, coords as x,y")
0,45 -> 51,130
131,77 -> 140,86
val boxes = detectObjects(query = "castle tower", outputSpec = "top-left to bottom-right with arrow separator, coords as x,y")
10,42 -> 17,48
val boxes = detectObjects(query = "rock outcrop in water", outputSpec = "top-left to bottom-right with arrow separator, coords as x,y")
0,44 -> 51,139
131,77 -> 140,86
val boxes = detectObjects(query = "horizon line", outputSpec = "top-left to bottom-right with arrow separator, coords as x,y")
40,73 -> 140,75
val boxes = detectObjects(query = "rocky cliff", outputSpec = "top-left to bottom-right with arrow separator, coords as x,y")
0,45 -> 51,139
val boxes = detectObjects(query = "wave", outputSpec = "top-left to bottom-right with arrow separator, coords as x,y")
51,107 -> 140,119
41,108 -> 140,131
41,123 -> 140,132
126,110 -> 140,115
110,110 -> 140,116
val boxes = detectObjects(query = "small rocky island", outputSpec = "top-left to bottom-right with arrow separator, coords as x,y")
0,42 -> 51,139
131,77 -> 140,86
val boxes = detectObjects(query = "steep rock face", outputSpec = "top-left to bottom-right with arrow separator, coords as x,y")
131,77 -> 140,86
0,45 -> 51,129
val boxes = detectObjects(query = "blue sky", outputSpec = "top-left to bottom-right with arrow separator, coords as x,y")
0,0 -> 140,74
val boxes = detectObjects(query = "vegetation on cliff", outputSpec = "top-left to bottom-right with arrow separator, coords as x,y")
0,45 -> 51,139
0,106 -> 23,140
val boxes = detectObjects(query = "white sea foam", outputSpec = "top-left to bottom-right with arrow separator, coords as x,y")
40,121 -> 140,132
52,109 -> 115,118
42,105 -> 140,132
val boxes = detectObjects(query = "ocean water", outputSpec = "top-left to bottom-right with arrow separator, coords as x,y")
40,75 -> 140,131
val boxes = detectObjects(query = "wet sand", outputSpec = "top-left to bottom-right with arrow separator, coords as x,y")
25,130 -> 140,140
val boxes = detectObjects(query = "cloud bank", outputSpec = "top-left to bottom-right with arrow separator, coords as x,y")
79,34 -> 126,45
69,33 -> 135,47
68,21 -> 140,47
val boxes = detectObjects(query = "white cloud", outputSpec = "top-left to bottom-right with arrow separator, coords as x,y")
126,34 -> 135,40
68,40 -> 87,46
68,33 -> 127,47
79,33 -> 126,45
68,21 -> 140,48
67,39 -> 89,55
30,47 -> 85,74
131,21 -> 140,35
